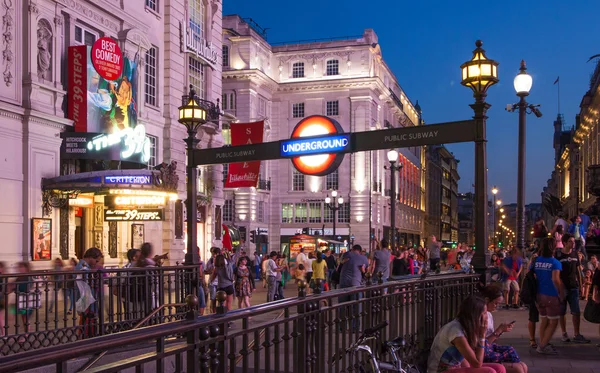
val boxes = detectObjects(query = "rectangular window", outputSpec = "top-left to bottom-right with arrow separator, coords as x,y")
309,202 -> 321,223
326,59 -> 339,76
221,93 -> 228,110
326,169 -> 339,190
146,135 -> 158,168
324,205 -> 333,223
292,103 -> 304,118
145,0 -> 157,12
258,201 -> 265,223
292,169 -> 305,191
222,45 -> 229,67
258,97 -> 266,116
229,93 -> 236,110
222,163 -> 229,184
189,0 -> 204,39
74,25 -> 97,46
294,203 -> 307,223
144,47 -> 158,106
189,56 -> 205,99
223,199 -> 234,222
326,100 -> 339,116
292,62 -> 304,78
282,203 -> 293,223
338,202 -> 350,223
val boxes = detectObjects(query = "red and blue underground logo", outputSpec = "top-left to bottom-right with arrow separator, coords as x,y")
280,115 -> 350,176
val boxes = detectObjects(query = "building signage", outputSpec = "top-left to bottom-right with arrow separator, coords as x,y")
224,121 -> 264,188
192,120 -> 478,169
69,195 -> 95,207
104,195 -> 166,208
60,126 -> 151,164
91,37 -> 124,81
280,134 -> 350,157
288,115 -> 347,176
104,175 -> 152,185
68,46 -> 88,133
104,208 -> 164,221
66,41 -> 148,162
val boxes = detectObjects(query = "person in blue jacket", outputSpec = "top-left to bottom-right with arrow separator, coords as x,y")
568,215 -> 587,259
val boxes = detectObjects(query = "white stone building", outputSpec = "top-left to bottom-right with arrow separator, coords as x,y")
0,0 -> 223,266
221,16 -> 425,254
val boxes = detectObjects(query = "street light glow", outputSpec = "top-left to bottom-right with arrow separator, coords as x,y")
514,61 -> 533,95
492,186 -> 498,195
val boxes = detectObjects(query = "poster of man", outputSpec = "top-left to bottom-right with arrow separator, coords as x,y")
31,218 -> 52,261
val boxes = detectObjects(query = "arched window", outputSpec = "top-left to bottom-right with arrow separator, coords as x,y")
326,59 -> 339,76
292,62 -> 304,78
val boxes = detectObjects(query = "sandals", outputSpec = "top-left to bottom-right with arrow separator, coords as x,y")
530,339 -> 538,348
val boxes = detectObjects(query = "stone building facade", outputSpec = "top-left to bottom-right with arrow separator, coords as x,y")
0,0 -> 223,266
222,16 -> 425,253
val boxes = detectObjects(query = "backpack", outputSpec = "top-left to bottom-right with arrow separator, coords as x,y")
520,257 -> 538,305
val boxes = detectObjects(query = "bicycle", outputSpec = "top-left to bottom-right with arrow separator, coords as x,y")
331,321 -> 421,373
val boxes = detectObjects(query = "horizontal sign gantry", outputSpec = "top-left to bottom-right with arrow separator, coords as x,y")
192,120 -> 477,166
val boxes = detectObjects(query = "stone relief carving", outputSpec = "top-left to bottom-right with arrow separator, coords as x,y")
29,3 -> 38,14
94,231 -> 102,249
37,19 -> 53,81
95,204 -> 103,226
2,0 -> 13,86
66,0 -> 119,33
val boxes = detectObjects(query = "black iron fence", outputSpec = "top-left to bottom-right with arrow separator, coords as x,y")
0,272 -> 478,372
0,265 -> 198,356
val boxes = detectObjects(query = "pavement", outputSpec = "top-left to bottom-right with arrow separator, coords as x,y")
493,304 -> 600,373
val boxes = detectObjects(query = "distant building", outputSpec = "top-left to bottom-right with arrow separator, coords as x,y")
458,193 -> 475,245
425,146 -> 459,243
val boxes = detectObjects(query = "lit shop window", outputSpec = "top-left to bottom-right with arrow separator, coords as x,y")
281,203 -> 293,223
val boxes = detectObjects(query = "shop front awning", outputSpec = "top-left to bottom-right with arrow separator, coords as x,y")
41,169 -> 179,215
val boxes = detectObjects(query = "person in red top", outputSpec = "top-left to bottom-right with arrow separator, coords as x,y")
502,249 -> 523,309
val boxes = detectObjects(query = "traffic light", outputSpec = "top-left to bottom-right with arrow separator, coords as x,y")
250,230 -> 256,243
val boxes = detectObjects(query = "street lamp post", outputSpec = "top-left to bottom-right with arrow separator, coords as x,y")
510,60 -> 542,250
178,85 -> 216,266
491,186 -> 498,245
325,190 -> 344,238
461,40 -> 499,279
386,149 -> 402,249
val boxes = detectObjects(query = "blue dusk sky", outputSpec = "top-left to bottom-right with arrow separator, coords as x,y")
223,0 -> 600,204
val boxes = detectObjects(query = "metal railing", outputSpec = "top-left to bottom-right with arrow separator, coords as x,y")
0,265 -> 198,356
0,272 -> 479,372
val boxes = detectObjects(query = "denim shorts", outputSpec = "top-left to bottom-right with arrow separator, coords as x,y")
209,285 -> 217,300
198,285 -> 207,309
560,288 -> 581,315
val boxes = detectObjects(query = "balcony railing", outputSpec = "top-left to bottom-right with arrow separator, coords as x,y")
441,178 -> 450,188
442,196 -> 451,206
0,273 -> 479,373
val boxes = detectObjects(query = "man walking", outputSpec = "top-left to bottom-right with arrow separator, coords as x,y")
502,248 -> 523,309
339,244 -> 369,331
556,234 -> 590,343
266,251 -> 284,302
369,238 -> 391,282
427,235 -> 442,271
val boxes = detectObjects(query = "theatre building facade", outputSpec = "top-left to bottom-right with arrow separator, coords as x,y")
0,0 -> 223,266
222,16 -> 425,253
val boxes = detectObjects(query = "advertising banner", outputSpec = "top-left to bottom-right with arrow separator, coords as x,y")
224,121 -> 264,188
104,208 -> 164,221
65,37 -> 150,164
31,218 -> 52,261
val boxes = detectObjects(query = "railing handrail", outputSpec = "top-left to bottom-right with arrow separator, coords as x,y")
0,271 -> 478,372
0,264 -> 200,278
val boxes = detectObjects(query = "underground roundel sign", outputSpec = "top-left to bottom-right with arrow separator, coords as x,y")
281,115 -> 349,176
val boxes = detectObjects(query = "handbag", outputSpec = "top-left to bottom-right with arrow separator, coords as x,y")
584,299 -> 600,323
520,257 -> 537,305
483,341 -> 520,363
17,291 -> 42,310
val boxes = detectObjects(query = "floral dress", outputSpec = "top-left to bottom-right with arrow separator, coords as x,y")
235,266 -> 252,297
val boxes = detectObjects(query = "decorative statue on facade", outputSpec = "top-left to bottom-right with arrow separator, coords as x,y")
36,20 -> 52,81
155,161 -> 179,191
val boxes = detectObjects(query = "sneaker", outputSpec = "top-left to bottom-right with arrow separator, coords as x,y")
536,344 -> 558,355
561,333 -> 570,342
572,334 -> 591,344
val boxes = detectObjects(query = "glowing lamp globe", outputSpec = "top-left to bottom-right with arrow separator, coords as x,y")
514,60 -> 532,96
460,40 -> 499,97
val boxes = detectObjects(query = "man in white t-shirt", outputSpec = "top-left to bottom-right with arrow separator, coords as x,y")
295,247 -> 307,270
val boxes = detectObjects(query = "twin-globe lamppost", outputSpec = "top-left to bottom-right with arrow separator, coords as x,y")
386,149 -> 402,249
460,40 -> 499,273
325,190 -> 344,238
